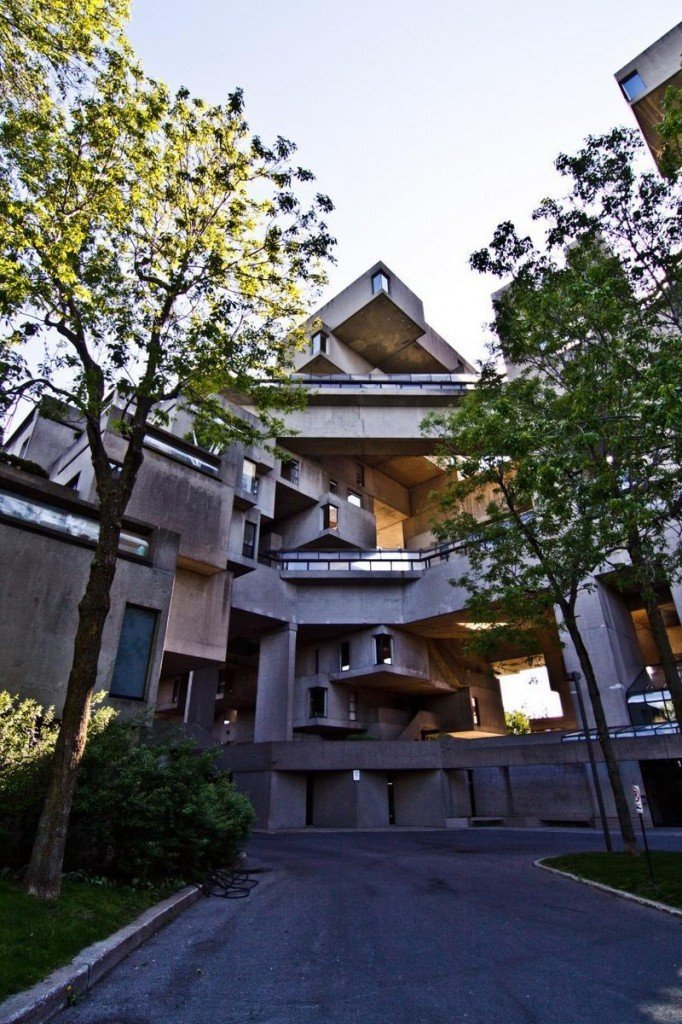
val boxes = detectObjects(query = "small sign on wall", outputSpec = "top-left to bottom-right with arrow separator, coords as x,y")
352,769 -> 361,782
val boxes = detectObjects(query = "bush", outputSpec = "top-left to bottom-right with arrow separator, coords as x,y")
505,710 -> 531,735
0,692 -> 254,884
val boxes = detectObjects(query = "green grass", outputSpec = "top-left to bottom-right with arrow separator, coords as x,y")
0,877 -> 164,1002
544,852 -> 682,911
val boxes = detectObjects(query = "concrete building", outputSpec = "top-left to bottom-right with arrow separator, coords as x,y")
615,21 -> 682,171
2,263 -> 681,830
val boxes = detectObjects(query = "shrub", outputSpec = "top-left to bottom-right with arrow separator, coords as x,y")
0,692 -> 254,884
504,710 -> 531,735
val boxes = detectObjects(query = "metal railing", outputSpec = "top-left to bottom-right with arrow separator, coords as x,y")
262,540 -> 466,573
562,721 -> 679,742
291,373 -> 476,393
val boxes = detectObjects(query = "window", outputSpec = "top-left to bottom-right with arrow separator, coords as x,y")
66,473 -> 80,491
356,463 -> 365,486
322,503 -> 338,530
314,648 -> 320,674
339,641 -> 350,671
348,691 -> 358,722
242,520 -> 257,558
471,695 -> 480,727
329,479 -> 338,495
109,605 -> 158,700
241,458 -> 258,495
0,489 -> 149,557
311,330 -> 328,354
619,70 -> 646,102
374,633 -> 392,665
171,676 -> 181,704
281,459 -> 300,485
309,686 -> 328,718
347,490 -> 362,508
371,270 -> 390,295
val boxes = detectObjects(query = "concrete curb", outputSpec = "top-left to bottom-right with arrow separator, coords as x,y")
0,885 -> 201,1024
535,859 -> 682,918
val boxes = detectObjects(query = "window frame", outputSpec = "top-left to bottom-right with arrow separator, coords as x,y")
374,633 -> 393,665
308,685 -> 328,719
109,603 -> 159,702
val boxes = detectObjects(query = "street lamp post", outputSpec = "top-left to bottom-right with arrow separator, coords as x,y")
568,670 -> 613,852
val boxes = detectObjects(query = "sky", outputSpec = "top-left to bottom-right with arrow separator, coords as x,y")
127,1 -> 681,366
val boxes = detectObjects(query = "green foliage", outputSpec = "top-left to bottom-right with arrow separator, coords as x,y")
67,724 -> 254,883
659,84 -> 682,180
0,0 -> 130,105
544,852 -> 682,910
504,710 -> 531,735
0,876 -> 160,1002
0,693 -> 254,883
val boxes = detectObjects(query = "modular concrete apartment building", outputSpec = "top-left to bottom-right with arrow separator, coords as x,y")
615,20 -> 682,173
2,263 -> 681,830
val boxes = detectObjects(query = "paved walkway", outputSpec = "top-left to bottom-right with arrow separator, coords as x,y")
54,829 -> 682,1024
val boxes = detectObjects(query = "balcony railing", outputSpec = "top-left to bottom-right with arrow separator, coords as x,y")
291,373 -> 476,393
262,540 -> 465,573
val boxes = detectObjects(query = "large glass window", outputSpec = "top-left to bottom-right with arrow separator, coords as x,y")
281,459 -> 300,485
620,70 -> 646,102
0,489 -> 150,557
109,605 -> 158,700
374,633 -> 392,665
371,270 -> 390,295
242,520 -> 257,558
311,331 -> 328,354
144,433 -> 219,475
241,458 -> 258,495
309,686 -> 328,718
339,641 -> 350,671
322,503 -> 338,530
347,490 -> 362,508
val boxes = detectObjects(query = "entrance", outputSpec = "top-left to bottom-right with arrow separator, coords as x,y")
640,759 -> 682,826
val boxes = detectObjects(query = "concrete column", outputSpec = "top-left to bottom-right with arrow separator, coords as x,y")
184,664 -> 219,735
558,582 -> 644,728
254,625 -> 298,742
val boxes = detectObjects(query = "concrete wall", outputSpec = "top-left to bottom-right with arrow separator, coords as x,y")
0,469 -> 178,716
164,569 -> 232,665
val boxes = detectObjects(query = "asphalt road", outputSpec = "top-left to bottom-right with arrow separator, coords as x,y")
54,829 -> 682,1024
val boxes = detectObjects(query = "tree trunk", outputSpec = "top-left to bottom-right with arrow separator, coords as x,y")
638,586 -> 682,726
23,506 -> 124,899
563,611 -> 639,855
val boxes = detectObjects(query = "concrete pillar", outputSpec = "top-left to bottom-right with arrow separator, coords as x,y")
254,625 -> 297,742
184,665 -> 219,735
558,582 -> 645,728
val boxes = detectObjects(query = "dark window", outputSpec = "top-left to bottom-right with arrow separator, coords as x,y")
340,641 -> 350,671
374,633 -> 392,665
281,459 -> 300,485
309,686 -> 328,718
620,70 -> 646,102
171,677 -> 181,704
371,270 -> 390,295
356,463 -> 365,486
347,490 -> 362,508
242,520 -> 257,558
329,479 -> 338,494
109,605 -> 158,700
471,695 -> 480,726
322,503 -> 338,530
66,473 -> 80,491
348,691 -> 358,721
314,648 -> 320,674
311,330 -> 328,354
241,458 -> 258,495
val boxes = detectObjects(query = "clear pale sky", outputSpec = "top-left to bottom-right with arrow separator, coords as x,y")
128,2 -> 681,365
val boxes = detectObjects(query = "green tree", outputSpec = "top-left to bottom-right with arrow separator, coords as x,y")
427,128 -> 682,855
659,83 -> 682,180
0,0 -> 129,103
0,54 -> 334,898
504,710 -> 531,735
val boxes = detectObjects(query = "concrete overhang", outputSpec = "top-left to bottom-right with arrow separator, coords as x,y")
329,664 -> 450,694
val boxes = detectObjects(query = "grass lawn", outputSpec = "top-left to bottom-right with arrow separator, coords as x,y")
543,852 -> 682,911
0,877 -> 165,1002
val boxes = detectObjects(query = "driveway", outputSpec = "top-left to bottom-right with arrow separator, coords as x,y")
54,829 -> 682,1024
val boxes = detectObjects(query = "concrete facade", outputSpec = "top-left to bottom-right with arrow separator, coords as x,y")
2,263 -> 681,829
